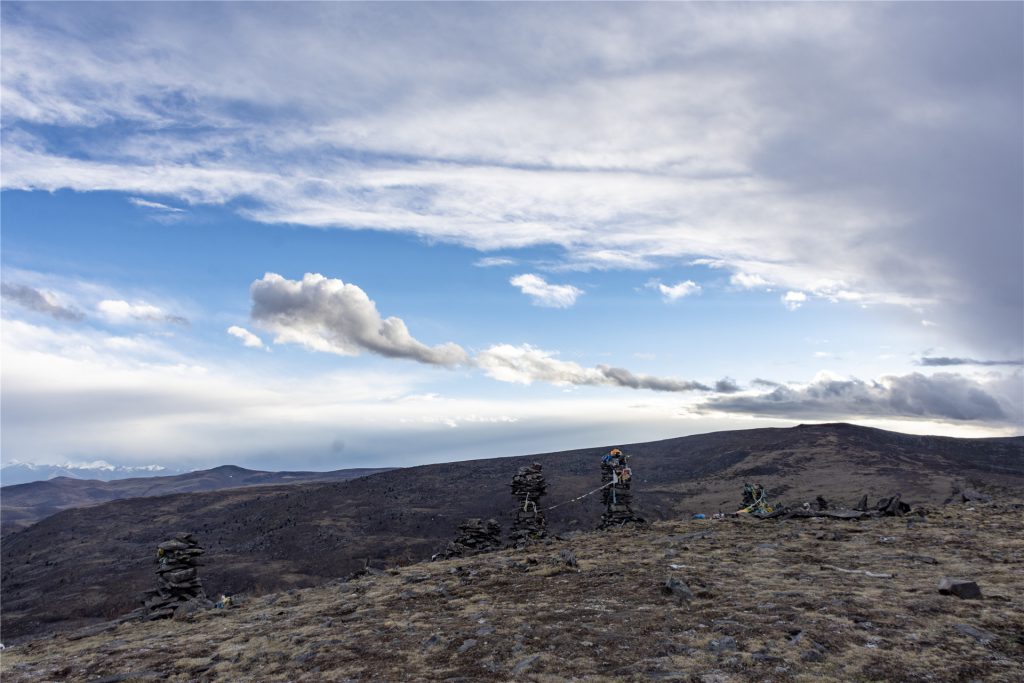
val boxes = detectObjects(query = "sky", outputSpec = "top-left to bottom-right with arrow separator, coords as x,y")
1,2 -> 1022,471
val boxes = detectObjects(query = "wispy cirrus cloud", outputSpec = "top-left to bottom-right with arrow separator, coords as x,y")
128,197 -> 183,212
474,257 -> 517,268
2,2 -> 1019,356
97,299 -> 189,326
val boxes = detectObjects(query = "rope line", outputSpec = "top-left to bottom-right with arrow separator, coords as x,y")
543,481 -> 614,512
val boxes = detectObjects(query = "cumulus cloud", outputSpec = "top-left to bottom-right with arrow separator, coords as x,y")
702,372 -> 1017,423
227,325 -> 266,349
97,299 -> 189,326
509,274 -> 582,308
918,356 -> 1024,367
781,291 -> 807,311
474,343 -> 713,392
714,378 -> 742,393
249,273 -> 469,367
1,282 -> 84,321
650,280 -> 702,301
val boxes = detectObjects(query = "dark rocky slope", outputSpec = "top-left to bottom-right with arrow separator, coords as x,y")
2,423 -> 1021,642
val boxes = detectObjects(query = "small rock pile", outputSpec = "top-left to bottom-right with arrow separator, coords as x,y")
600,452 -> 643,529
141,532 -> 212,620
875,493 -> 911,516
509,463 -> 547,547
444,518 -> 502,558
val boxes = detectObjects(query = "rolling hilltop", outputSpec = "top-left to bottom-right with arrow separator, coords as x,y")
2,423 -> 1022,643
0,465 -> 394,535
3,501 -> 1022,682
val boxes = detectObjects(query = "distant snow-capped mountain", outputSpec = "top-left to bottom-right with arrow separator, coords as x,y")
0,460 -> 183,486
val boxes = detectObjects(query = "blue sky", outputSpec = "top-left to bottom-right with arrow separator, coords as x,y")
2,2 -> 1021,471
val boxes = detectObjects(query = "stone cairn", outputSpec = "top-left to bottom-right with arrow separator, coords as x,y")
443,518 -> 503,558
599,451 -> 643,529
509,463 -> 547,547
141,532 -> 212,619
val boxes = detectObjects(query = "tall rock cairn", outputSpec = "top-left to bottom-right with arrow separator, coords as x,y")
509,462 -> 547,547
443,518 -> 503,558
599,450 -> 643,529
141,532 -> 211,619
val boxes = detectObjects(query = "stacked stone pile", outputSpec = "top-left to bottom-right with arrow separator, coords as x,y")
141,532 -> 212,620
600,454 -> 643,529
509,463 -> 547,547
444,518 -> 502,558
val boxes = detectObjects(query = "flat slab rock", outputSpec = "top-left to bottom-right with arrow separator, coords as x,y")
938,577 -> 982,599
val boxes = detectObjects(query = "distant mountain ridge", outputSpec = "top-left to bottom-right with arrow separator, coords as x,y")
2,423 -> 1021,642
0,460 -> 183,486
0,464 -> 396,535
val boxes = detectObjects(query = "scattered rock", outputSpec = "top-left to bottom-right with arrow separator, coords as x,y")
938,577 -> 982,599
457,639 -> 478,653
422,634 -> 446,650
877,494 -> 911,516
559,549 -> 578,568
444,518 -> 502,559
89,672 -> 164,683
662,577 -> 695,604
511,653 -> 542,674
707,636 -> 737,653
954,624 -> 997,644
961,489 -> 992,504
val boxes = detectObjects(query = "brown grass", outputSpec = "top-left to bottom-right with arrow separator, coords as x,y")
3,500 -> 1022,682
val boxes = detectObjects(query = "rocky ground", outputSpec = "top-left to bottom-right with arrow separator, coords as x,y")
3,500 -> 1022,683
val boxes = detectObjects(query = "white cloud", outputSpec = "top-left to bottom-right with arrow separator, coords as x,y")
730,272 -> 771,289
1,316 -> 769,468
701,371 -> 1021,424
475,343 -> 713,392
1,2 -> 1020,353
128,197 -> 183,212
2,282 -> 84,321
509,274 -> 583,308
782,291 -> 807,311
474,257 -> 517,268
653,280 -> 702,301
476,344 -> 600,386
97,299 -> 189,326
227,325 -> 266,349
249,272 -> 469,367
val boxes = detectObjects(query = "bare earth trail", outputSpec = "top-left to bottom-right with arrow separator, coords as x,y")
3,502 -> 1022,682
